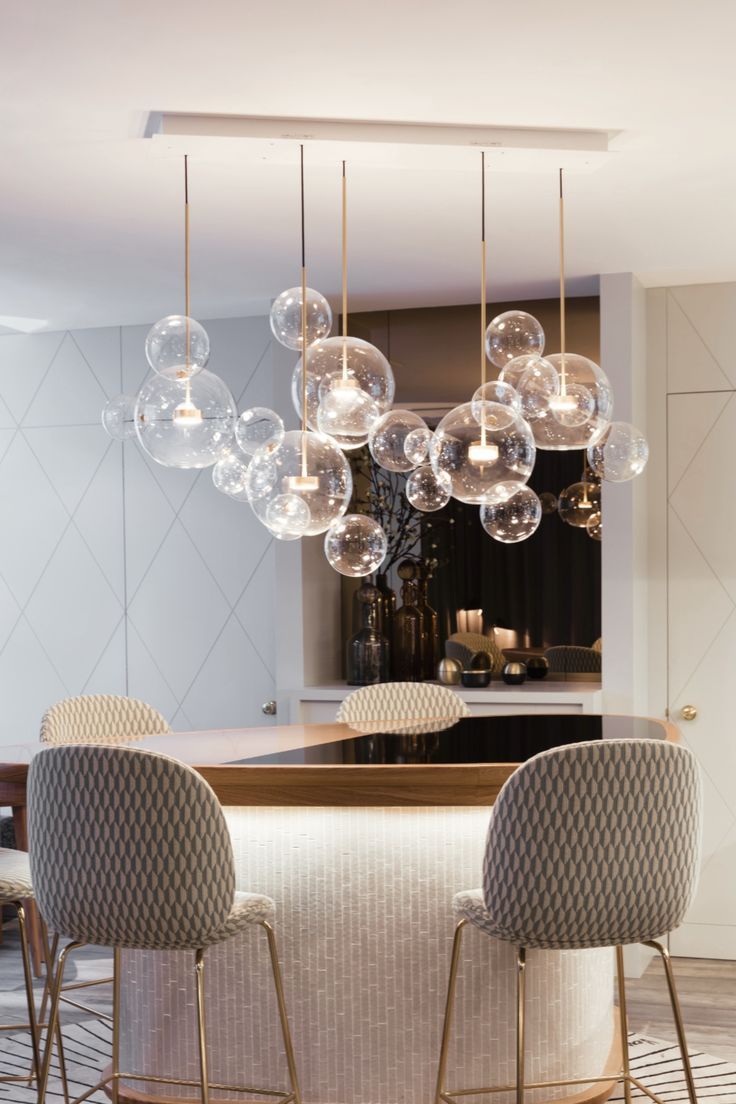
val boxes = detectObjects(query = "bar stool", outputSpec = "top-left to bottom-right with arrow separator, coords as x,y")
0,847 -> 67,1098
435,738 -> 702,1104
28,744 -> 301,1104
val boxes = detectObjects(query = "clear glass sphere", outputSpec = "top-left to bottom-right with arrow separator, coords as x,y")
244,429 -> 352,537
212,451 -> 250,498
471,379 -> 521,422
499,353 -> 547,390
102,394 -> 136,440
404,426 -> 433,467
525,353 -> 613,450
484,479 -> 529,504
292,336 -> 394,442
269,287 -> 333,350
485,311 -> 545,370
539,491 -> 558,515
558,480 -> 602,527
369,410 -> 428,473
517,357 -> 560,422
316,380 -> 380,449
587,421 -> 649,482
405,464 -> 451,512
235,407 -> 285,457
587,511 -> 602,541
135,370 -> 237,469
266,494 -> 311,541
429,401 -> 535,505
480,486 -> 542,543
324,514 -> 388,577
145,316 -> 209,379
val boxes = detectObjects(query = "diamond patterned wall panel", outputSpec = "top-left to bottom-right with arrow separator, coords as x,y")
0,315 -> 277,746
664,286 -> 736,959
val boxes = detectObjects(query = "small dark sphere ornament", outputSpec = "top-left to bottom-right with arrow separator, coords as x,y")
502,661 -> 527,685
461,650 -> 492,689
526,655 -> 549,680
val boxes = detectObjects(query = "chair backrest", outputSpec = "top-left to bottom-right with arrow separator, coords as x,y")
40,695 -> 170,745
543,645 -> 602,674
28,745 -> 235,950
445,632 -> 504,673
482,739 -> 702,949
591,637 -> 603,654
336,682 -> 469,724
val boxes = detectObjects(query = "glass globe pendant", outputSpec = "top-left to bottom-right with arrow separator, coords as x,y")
135,369 -> 237,469
212,450 -> 250,498
235,407 -> 285,456
369,410 -> 429,472
486,310 -> 545,370
313,164 -> 393,450
558,464 -> 602,528
102,394 -> 136,440
480,485 -> 542,543
324,514 -> 388,577
405,464 -> 451,512
587,421 -> 649,482
269,287 -> 332,351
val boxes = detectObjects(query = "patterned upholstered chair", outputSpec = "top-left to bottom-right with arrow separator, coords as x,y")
0,850 -> 67,1095
444,633 -> 505,674
337,682 -> 469,725
543,644 -> 602,675
435,739 -> 702,1104
28,745 -> 301,1104
40,695 -> 170,745
591,637 -> 603,654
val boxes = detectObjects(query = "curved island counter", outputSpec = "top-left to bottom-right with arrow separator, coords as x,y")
0,713 -> 679,1104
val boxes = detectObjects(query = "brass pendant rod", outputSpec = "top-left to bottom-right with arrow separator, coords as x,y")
480,151 -> 487,445
300,144 -> 308,476
558,167 -> 567,394
341,160 -> 349,380
184,154 -> 192,396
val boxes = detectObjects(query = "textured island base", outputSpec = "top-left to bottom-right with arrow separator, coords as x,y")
119,807 -> 616,1104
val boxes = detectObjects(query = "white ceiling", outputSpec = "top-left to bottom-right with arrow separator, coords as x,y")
3,0 -> 736,332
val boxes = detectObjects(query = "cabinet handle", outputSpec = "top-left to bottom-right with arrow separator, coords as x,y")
680,705 -> 697,722
262,700 -> 277,716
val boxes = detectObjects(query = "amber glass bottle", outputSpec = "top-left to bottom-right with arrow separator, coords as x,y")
393,579 -> 424,682
416,566 -> 440,680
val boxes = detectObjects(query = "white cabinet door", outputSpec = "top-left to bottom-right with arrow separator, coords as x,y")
668,390 -> 736,958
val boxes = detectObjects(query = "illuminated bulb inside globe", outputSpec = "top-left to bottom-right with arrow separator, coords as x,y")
287,474 -> 320,492
172,399 -> 203,427
468,442 -> 500,464
548,393 -> 578,413
316,377 -> 380,446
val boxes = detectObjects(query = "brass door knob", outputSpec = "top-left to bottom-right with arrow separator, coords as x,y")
261,700 -> 277,716
680,705 -> 697,722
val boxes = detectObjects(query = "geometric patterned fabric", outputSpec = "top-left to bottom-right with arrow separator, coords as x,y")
40,694 -> 170,745
27,744 -> 274,949
0,846 -> 34,901
543,645 -> 602,674
336,682 -> 469,724
444,632 -> 505,673
453,738 -> 702,948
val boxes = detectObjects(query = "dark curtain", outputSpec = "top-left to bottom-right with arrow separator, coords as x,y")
424,450 -> 601,649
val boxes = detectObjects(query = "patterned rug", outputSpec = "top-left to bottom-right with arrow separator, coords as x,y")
0,1025 -> 733,1103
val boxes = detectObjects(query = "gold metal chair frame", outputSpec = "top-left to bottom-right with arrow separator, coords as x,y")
0,902 -> 69,1102
435,920 -> 698,1104
37,920 -> 302,1104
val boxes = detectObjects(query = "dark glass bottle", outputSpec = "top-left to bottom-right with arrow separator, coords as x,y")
375,573 -> 396,653
416,566 -> 440,680
347,585 -> 390,686
393,579 -> 424,682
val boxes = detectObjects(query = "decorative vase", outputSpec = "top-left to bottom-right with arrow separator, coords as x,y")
526,656 -> 549,680
461,650 -> 492,688
416,562 -> 440,681
502,661 -> 527,685
347,584 -> 390,686
375,573 -> 397,671
393,579 -> 424,682
437,657 -> 462,685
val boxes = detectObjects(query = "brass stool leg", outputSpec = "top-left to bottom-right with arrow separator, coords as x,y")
644,940 -> 698,1104
15,902 -> 42,1087
434,919 -> 467,1104
40,925 -> 69,1104
194,948 -> 210,1104
616,947 -> 633,1104
260,921 -> 302,1104
37,941 -> 83,1104
112,947 -> 121,1104
516,947 -> 526,1104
